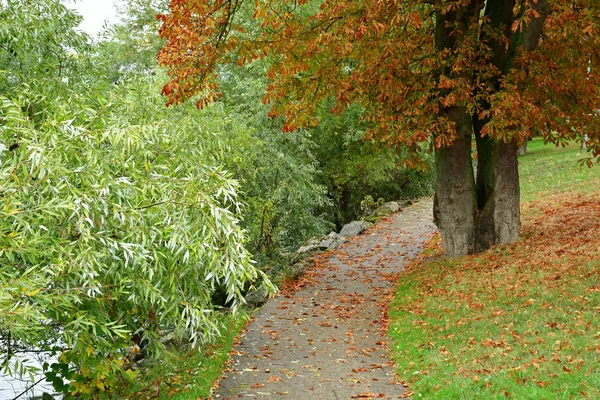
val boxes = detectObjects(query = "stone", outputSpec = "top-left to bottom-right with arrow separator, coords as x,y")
293,232 -> 347,263
339,220 -> 373,237
244,289 -> 269,308
288,262 -> 308,280
374,201 -> 400,215
318,231 -> 346,249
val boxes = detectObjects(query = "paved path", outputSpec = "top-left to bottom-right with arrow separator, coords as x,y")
216,199 -> 435,399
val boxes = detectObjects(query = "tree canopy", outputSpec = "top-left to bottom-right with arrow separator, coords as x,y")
158,0 -> 600,160
158,0 -> 600,256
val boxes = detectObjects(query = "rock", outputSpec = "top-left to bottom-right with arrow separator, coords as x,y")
293,232 -> 347,263
159,332 -> 176,344
288,262 -> 308,280
159,332 -> 187,349
293,243 -> 318,263
296,239 -> 325,254
401,199 -> 414,207
380,201 -> 400,213
373,201 -> 400,216
244,289 -> 269,308
339,220 -> 373,237
318,231 -> 346,249
134,357 -> 151,368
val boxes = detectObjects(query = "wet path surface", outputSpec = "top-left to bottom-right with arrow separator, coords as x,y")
216,199 -> 436,399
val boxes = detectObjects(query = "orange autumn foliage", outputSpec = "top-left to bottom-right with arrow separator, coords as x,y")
157,0 -> 600,162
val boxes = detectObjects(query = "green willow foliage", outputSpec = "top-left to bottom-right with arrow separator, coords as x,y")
217,62 -> 333,259
0,1 -> 273,397
311,102 -> 435,225
101,0 -> 334,261
0,91 -> 273,396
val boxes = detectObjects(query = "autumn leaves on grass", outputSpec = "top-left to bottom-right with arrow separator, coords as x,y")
390,191 -> 600,398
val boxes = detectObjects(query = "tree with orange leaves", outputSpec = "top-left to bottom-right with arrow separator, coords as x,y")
157,0 -> 600,257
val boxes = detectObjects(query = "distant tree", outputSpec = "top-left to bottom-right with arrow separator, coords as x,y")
99,0 -> 169,80
0,0 -> 89,121
0,0 -> 88,80
98,1 -> 335,261
157,0 -> 600,256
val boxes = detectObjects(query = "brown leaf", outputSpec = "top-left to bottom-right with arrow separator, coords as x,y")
267,375 -> 285,383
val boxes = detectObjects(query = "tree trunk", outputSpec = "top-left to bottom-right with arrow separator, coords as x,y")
517,140 -> 527,156
469,0 -> 521,253
433,108 -> 477,257
431,0 -> 526,257
432,1 -> 483,257
474,135 -> 520,252
430,0 -> 549,257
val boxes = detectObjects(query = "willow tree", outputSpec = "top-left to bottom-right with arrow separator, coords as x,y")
157,0 -> 600,256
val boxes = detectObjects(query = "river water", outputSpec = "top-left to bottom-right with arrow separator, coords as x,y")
0,352 -> 62,400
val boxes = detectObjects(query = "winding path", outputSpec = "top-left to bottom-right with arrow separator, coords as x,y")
216,199 -> 435,399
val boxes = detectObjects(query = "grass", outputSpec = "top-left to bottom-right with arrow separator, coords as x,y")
519,138 -> 600,201
389,138 -> 600,399
118,313 -> 249,399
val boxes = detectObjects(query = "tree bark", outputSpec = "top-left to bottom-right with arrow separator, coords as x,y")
432,2 -> 483,257
474,135 -> 520,252
433,108 -> 477,257
517,140 -> 528,156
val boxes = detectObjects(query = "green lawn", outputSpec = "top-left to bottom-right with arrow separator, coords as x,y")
519,138 -> 600,202
389,139 -> 600,399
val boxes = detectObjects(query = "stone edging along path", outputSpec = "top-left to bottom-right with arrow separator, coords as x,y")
215,199 -> 436,399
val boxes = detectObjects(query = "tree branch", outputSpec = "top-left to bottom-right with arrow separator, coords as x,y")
524,0 -> 550,50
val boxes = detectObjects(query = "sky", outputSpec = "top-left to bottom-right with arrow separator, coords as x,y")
65,0 -> 118,36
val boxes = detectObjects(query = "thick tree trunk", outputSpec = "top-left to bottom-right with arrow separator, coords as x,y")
432,1 -> 482,257
470,0 -> 521,253
474,136 -> 520,252
433,108 -> 477,257
430,0 -> 548,258
431,0 -> 526,257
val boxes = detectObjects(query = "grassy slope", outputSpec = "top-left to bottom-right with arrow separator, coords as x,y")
119,314 -> 248,400
389,138 -> 600,399
519,139 -> 600,202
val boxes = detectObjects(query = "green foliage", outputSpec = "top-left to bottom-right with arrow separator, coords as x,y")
219,62 -> 433,242
359,195 -> 384,214
118,313 -> 248,399
0,87 -> 271,396
223,126 -> 332,257
0,2 -> 274,397
311,102 -> 434,225
217,62 -> 333,259
0,0 -> 90,101
100,0 -> 168,83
